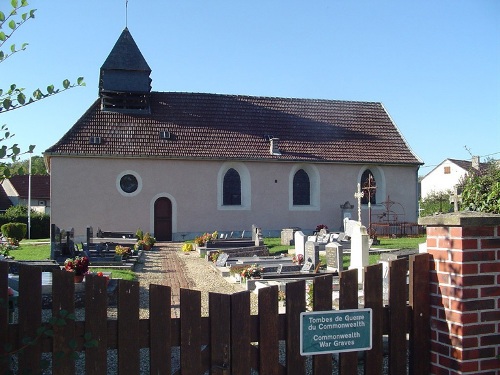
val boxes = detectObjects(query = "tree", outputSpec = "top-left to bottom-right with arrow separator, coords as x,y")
419,190 -> 453,217
7,154 -> 48,175
460,160 -> 500,214
0,0 -> 84,178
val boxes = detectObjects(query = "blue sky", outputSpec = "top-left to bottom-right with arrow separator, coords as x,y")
2,0 -> 499,175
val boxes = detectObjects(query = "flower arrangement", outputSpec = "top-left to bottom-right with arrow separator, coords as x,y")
315,224 -> 328,232
115,245 -> 132,257
182,243 -> 193,252
134,230 -> 156,250
240,264 -> 263,279
306,282 -> 314,310
292,254 -> 304,265
278,290 -> 286,302
194,231 -> 218,246
208,250 -> 221,263
96,271 -> 110,284
64,256 -> 90,276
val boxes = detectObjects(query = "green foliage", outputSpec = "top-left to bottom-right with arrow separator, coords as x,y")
460,161 -> 500,214
1,221 -> 26,241
419,190 -> 453,217
0,205 -> 50,238
0,0 -> 85,179
5,154 -> 48,175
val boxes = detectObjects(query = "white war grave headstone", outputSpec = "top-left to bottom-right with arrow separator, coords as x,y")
349,183 -> 370,283
294,230 -> 307,258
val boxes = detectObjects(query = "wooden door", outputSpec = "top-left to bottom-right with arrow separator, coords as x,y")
154,197 -> 172,241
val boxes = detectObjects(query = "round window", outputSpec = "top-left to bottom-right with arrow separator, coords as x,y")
120,174 -> 138,194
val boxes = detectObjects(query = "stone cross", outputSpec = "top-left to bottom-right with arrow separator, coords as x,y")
449,187 -> 462,212
354,183 -> 364,223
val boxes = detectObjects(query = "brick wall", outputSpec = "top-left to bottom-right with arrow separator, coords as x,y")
419,212 -> 500,374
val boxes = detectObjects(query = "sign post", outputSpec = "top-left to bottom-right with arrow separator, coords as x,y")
300,308 -> 372,356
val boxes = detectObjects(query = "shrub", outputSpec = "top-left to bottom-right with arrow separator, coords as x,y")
1,222 -> 27,243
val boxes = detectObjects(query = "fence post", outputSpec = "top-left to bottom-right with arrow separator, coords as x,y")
419,212 -> 500,374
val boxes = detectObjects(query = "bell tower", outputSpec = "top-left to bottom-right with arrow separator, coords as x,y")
99,28 -> 152,113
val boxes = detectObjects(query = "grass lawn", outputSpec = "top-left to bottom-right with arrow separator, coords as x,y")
5,241 -> 51,260
264,235 -> 426,269
5,239 -> 136,281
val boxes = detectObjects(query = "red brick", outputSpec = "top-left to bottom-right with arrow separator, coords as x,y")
431,295 -> 448,309
449,226 -> 463,237
481,286 -> 500,297
448,334 -> 479,348
462,250 -> 496,262
482,310 -> 500,322
462,323 -> 496,336
439,354 -> 460,370
462,226 -> 495,237
457,239 -> 480,250
480,262 -> 500,273
461,262 -> 479,274
457,360 -> 479,373
481,357 -> 500,371
435,272 -> 450,284
452,298 -> 496,312
441,285 -> 479,299
426,237 -> 437,247
450,274 -> 495,287
481,238 -> 500,249
429,249 -> 450,261
481,334 -> 500,346
467,347 -> 496,360
446,311 -> 479,325
438,237 -> 453,249
427,226 -> 452,237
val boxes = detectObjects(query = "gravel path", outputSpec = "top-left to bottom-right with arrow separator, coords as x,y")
135,243 -> 258,317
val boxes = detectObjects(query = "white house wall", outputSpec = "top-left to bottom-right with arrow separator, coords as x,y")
49,156 -> 418,242
420,160 -> 467,198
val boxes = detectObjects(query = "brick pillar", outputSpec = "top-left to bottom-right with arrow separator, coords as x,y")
419,212 -> 500,374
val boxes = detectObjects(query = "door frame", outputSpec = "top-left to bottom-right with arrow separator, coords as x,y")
150,193 -> 177,240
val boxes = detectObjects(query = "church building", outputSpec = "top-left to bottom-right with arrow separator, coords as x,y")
44,28 -> 422,242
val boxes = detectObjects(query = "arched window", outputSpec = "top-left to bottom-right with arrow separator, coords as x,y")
361,169 -> 377,205
223,168 -> 241,206
293,169 -> 310,205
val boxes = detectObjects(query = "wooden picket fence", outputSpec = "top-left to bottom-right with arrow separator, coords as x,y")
0,253 -> 431,374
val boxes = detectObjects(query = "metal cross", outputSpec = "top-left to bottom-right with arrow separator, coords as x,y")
354,183 -> 364,223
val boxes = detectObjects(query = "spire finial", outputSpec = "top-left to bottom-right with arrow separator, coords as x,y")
125,0 -> 128,28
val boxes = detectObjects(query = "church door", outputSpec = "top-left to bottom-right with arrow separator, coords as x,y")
154,197 -> 172,241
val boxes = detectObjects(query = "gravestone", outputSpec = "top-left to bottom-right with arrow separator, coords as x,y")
325,242 -> 343,272
215,253 -> 229,267
281,227 -> 300,246
301,261 -> 313,272
304,241 -> 320,269
348,221 -> 369,283
340,201 -> 354,230
344,219 -> 358,239
294,231 -> 307,257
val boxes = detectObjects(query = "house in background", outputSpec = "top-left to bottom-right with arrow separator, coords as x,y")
44,28 -> 422,242
0,175 -> 51,214
420,157 -> 484,199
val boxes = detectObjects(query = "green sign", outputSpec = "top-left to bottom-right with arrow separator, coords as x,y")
300,308 -> 372,355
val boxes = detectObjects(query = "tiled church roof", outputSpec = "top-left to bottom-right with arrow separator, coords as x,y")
45,92 -> 422,165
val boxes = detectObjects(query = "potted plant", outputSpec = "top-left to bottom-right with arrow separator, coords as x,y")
292,254 -> 304,265
142,232 -> 156,250
115,245 -> 131,260
64,256 -> 90,282
241,264 -> 263,280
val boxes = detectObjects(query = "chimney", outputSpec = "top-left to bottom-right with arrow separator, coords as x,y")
472,156 -> 480,170
270,138 -> 281,156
